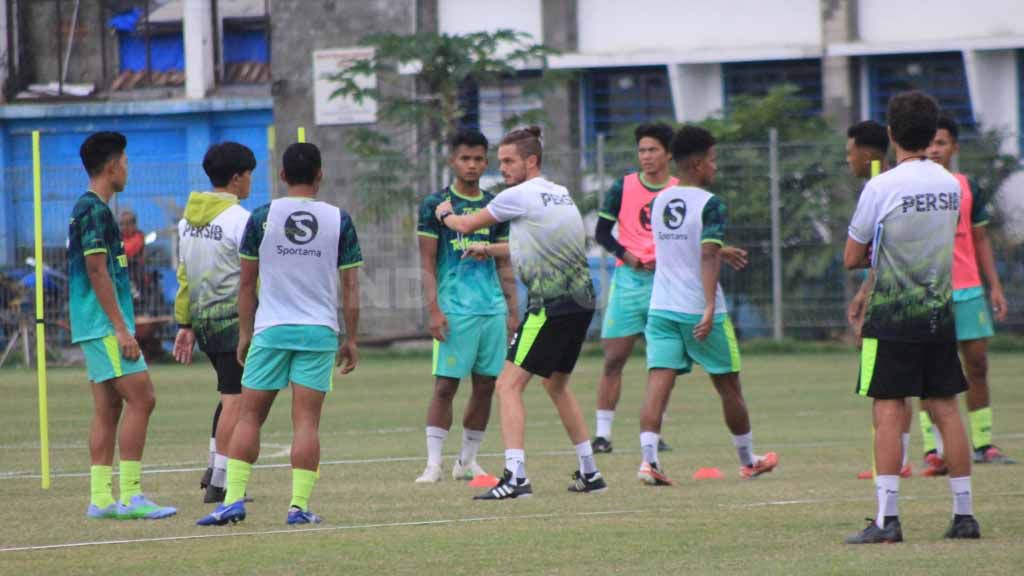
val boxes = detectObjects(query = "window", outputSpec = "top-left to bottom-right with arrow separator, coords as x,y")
459,74 -> 543,145
868,52 -> 975,128
583,67 -> 675,145
723,59 -> 823,116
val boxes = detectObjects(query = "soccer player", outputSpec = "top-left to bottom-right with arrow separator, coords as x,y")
924,115 -> 1013,466
845,121 -> 915,481
844,91 -> 979,544
592,123 -> 749,454
197,142 -> 362,526
173,142 -> 257,503
70,131 -> 176,520
414,129 -> 517,483
636,125 -> 778,486
435,126 -> 607,499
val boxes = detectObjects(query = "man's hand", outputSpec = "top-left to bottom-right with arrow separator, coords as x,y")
641,259 -> 656,272
117,328 -> 141,361
173,328 -> 195,364
429,309 -> 449,342
435,200 -> 454,223
991,286 -> 1008,322
847,291 -> 868,336
507,313 -> 520,344
463,244 -> 490,261
622,252 -> 643,270
693,310 -> 714,342
720,246 -> 749,271
236,334 -> 252,368
337,339 -> 358,375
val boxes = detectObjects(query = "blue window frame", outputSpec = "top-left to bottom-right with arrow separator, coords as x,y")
722,59 -> 823,116
458,73 -> 543,146
868,52 -> 975,128
583,67 -> 675,145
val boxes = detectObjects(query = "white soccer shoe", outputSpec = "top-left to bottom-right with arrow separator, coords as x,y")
452,459 -> 487,481
415,464 -> 442,483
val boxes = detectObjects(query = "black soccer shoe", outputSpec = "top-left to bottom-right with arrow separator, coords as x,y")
592,437 -> 613,454
473,469 -> 532,500
658,439 -> 673,452
844,518 -> 903,544
568,470 -> 608,494
200,467 -> 213,490
944,515 -> 981,539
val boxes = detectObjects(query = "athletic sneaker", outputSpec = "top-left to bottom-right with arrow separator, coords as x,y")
944,514 -> 981,539
845,518 -> 903,544
658,439 -> 673,452
973,445 -> 1016,465
286,506 -> 322,525
568,470 -> 607,494
86,503 -> 119,519
922,451 -> 949,477
591,437 -> 612,454
452,459 -> 487,481
200,466 -> 213,490
740,452 -> 779,479
196,500 -> 247,526
637,461 -> 674,486
116,495 -> 177,520
415,464 -> 442,483
856,464 -> 913,480
473,469 -> 532,500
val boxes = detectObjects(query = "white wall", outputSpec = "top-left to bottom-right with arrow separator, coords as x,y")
576,0 -> 820,56
963,49 -> 1019,155
858,0 -> 1024,44
439,0 -> 543,41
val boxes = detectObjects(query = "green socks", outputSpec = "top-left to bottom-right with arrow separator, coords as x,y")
224,458 -> 252,505
290,468 -> 318,511
969,407 -> 993,450
919,411 -> 936,454
90,465 -> 116,508
119,460 -> 142,505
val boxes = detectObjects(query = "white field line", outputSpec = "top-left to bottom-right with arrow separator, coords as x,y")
722,490 -> 1024,509
0,509 -> 646,554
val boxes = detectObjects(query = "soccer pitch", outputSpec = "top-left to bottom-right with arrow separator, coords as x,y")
1,352 -> 1022,575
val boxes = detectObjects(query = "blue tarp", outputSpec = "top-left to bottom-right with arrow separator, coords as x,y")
224,29 -> 269,64
118,33 -> 186,72
108,8 -> 141,32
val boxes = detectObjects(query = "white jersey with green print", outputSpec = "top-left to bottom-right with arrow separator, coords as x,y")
649,186 -> 728,315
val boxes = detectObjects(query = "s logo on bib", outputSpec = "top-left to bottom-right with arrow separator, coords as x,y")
639,202 -> 653,231
285,211 -> 319,245
662,199 -> 687,230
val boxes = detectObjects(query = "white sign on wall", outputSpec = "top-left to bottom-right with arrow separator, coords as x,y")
313,47 -> 378,125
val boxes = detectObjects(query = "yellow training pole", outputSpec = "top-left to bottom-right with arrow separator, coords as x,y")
32,130 -> 51,490
867,159 -> 881,481
297,126 -> 306,143
267,125 -> 277,198
871,160 -> 881,178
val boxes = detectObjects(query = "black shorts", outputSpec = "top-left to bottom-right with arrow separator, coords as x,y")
507,309 -> 594,379
856,338 -> 967,400
208,352 -> 243,395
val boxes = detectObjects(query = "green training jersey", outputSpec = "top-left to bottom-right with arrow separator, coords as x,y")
417,185 -> 509,316
68,191 -> 135,343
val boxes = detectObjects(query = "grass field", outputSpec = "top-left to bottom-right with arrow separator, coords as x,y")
1,351 -> 1023,575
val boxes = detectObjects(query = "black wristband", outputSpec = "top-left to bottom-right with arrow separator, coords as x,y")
439,211 -> 454,223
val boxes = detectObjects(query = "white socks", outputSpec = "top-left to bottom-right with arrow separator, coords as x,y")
950,476 -> 973,516
208,437 -> 217,468
212,453 -> 228,488
732,432 -> 754,467
425,426 -> 448,468
640,431 -> 660,466
576,441 -> 597,475
901,432 -> 910,467
505,449 -> 526,484
459,428 -> 485,464
596,410 -> 615,439
875,475 -> 900,527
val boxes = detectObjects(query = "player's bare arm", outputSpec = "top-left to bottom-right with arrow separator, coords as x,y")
971,226 -> 1007,321
844,238 -> 871,270
435,199 -> 499,234
695,242 -> 722,341
338,267 -> 360,374
419,235 -> 448,342
236,258 -> 259,367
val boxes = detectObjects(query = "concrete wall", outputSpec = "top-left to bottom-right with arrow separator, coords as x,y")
19,0 -> 113,89
439,0 -> 542,40
858,0 -> 1024,44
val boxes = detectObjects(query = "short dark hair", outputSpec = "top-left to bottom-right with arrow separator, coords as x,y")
886,90 -> 939,151
847,121 -> 889,154
80,131 -> 127,177
635,123 -> 674,152
448,129 -> 489,154
203,142 -> 257,188
671,125 -> 716,160
499,126 -> 543,167
936,114 -> 959,142
282,143 -> 322,186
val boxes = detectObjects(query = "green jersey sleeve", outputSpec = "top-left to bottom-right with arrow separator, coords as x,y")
417,195 -> 442,239
598,178 -> 625,221
79,200 -> 114,256
239,204 -> 270,260
338,209 -> 363,269
969,178 -> 990,227
701,196 -> 727,245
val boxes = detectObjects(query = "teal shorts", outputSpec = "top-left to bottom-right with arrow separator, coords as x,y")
601,266 -> 654,339
954,291 -> 994,341
241,325 -> 338,393
433,313 -> 507,379
644,311 -> 741,375
80,334 -> 148,383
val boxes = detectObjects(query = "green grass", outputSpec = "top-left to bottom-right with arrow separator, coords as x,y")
1,352 -> 1023,575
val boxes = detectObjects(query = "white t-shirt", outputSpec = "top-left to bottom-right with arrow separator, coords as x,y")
649,186 -> 728,316
487,176 -> 595,315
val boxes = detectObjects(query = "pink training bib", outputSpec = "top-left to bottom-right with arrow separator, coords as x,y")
952,173 -> 981,291
616,173 -> 678,265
